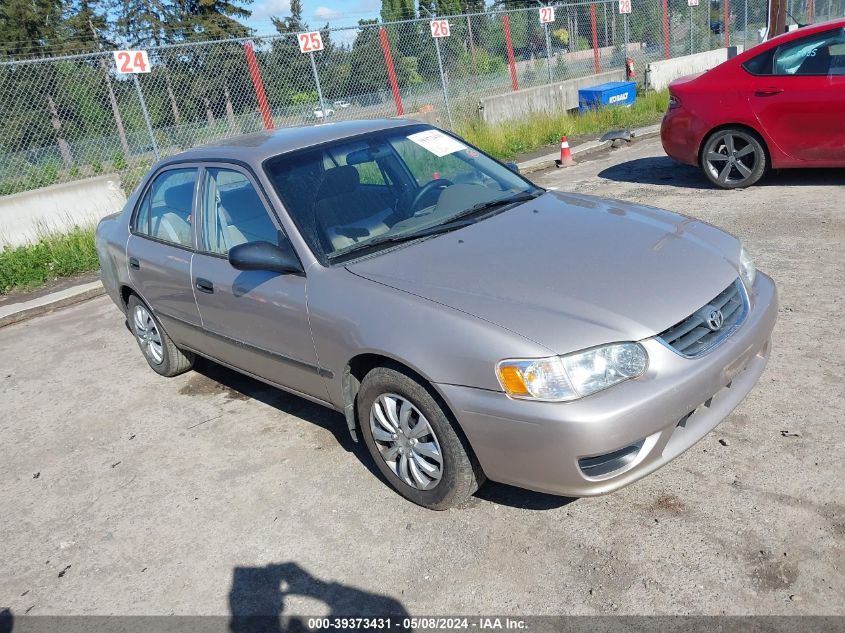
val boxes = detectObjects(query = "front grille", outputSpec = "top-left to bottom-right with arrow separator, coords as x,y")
658,279 -> 747,357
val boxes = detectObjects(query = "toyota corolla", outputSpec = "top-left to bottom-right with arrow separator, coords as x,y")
96,119 -> 778,509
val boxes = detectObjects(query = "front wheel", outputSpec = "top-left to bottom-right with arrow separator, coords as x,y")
701,128 -> 767,189
357,366 -> 483,510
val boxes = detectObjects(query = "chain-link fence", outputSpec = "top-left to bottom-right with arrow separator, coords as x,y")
1,0 -> 842,196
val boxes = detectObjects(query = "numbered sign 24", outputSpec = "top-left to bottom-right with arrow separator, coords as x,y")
539,6 -> 556,23
113,50 -> 150,74
298,31 -> 324,53
619,0 -> 632,13
430,19 -> 450,38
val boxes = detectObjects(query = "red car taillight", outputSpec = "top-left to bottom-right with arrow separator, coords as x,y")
668,95 -> 682,110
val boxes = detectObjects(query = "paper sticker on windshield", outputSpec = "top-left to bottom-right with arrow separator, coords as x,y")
407,130 -> 467,157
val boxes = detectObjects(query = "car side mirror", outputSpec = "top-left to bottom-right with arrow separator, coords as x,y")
228,239 -> 303,275
505,161 -> 520,174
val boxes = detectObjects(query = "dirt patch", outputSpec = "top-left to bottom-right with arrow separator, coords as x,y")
653,492 -> 686,514
749,549 -> 799,591
178,373 -> 250,402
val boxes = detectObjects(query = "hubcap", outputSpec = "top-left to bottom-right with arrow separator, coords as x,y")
704,132 -> 759,186
133,305 -> 164,365
369,393 -> 443,491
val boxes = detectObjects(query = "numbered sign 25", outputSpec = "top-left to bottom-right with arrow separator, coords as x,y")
298,31 -> 324,53
113,50 -> 150,74
539,6 -> 556,23
430,19 -> 451,38
619,0 -> 632,13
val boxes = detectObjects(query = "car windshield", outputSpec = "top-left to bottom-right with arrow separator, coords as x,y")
264,125 -> 541,262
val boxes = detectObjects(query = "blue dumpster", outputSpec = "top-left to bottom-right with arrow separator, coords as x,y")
578,81 -> 637,112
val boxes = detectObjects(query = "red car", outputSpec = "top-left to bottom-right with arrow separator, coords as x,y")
661,19 -> 845,188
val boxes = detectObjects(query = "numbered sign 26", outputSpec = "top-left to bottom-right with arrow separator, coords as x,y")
619,0 -> 632,13
298,31 -> 324,53
539,6 -> 556,23
430,19 -> 451,38
113,50 -> 150,74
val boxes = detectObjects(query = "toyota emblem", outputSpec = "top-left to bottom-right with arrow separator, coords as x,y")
706,309 -> 724,331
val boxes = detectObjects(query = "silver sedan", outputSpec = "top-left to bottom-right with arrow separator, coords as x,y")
96,119 -> 777,509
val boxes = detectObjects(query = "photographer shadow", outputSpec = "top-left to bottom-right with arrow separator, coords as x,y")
228,562 -> 409,633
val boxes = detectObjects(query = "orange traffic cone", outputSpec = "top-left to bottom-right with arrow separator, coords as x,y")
555,136 -> 574,168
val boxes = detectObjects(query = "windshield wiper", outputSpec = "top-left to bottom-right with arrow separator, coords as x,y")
328,219 -> 476,261
445,189 -> 544,223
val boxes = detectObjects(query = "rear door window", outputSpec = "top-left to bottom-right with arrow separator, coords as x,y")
134,168 -> 197,248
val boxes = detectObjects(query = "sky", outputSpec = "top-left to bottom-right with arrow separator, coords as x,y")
246,0 -> 384,36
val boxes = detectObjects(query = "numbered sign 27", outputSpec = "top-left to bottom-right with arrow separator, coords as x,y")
619,0 -> 632,13
113,50 -> 150,74
539,6 -> 556,23
430,19 -> 451,38
297,31 -> 324,53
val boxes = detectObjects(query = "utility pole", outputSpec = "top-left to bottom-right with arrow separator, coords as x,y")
766,0 -> 788,38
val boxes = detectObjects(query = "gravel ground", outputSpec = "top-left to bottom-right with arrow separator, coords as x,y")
1,137 -> 842,619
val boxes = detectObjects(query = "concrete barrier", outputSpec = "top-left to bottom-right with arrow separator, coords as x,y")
0,174 -> 125,246
479,69 -> 626,125
645,46 -> 743,91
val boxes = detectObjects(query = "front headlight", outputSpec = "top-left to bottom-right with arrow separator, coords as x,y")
739,244 -> 756,288
496,343 -> 648,402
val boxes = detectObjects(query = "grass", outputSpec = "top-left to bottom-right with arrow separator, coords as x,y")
460,89 -> 670,160
0,226 -> 99,295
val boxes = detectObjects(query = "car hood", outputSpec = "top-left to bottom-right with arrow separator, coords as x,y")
346,191 -> 740,354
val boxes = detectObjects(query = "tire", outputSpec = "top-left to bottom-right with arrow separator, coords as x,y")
701,127 -> 767,189
357,366 -> 483,510
127,294 -> 194,377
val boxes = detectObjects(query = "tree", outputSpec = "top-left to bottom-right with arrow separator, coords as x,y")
0,0 -> 64,57
178,0 -> 253,40
116,0 -> 177,46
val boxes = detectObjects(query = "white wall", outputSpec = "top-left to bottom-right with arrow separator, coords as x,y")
0,175 -> 125,246
645,46 -> 744,91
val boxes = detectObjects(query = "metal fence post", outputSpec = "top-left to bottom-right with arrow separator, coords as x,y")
309,51 -> 327,124
502,14 -> 519,91
244,41 -> 273,130
725,0 -> 731,46
132,74 -> 159,161
544,22 -> 554,83
590,4 -> 601,73
690,4 -> 694,54
624,12 -> 629,60
379,27 -> 404,116
433,35 -> 454,130
663,0 -> 671,59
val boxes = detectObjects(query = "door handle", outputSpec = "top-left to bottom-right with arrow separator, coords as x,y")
195,278 -> 214,294
754,87 -> 784,96
128,257 -> 140,270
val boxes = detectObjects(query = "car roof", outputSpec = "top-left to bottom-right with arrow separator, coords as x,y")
163,118 -> 421,166
731,17 -> 845,63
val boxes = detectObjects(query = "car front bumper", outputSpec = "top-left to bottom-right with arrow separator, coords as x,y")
437,272 -> 778,497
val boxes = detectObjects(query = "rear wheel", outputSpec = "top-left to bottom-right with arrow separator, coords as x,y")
701,128 -> 767,189
127,294 -> 194,377
357,366 -> 483,510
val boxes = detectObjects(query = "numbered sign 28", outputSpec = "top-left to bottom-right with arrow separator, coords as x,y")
539,6 -> 556,23
113,50 -> 150,74
619,0 -> 632,13
298,31 -> 324,53
430,19 -> 451,38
